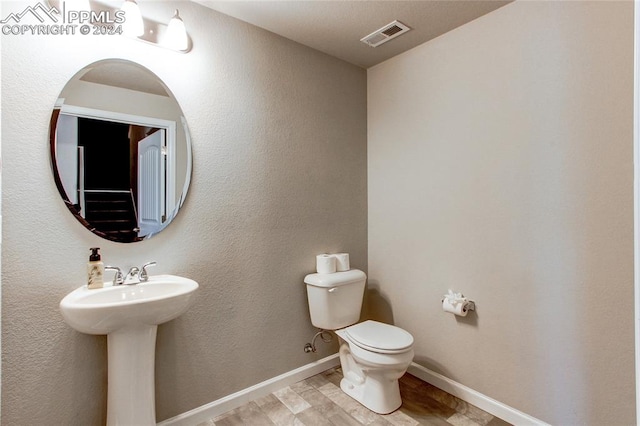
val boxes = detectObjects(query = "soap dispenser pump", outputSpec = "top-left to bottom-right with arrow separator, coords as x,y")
87,247 -> 104,289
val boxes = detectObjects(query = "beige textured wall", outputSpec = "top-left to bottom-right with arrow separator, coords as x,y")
368,1 -> 634,424
0,1 -> 366,424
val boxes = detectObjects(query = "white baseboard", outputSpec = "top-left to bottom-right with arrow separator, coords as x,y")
407,363 -> 549,426
157,354 -> 341,426
158,355 -> 546,426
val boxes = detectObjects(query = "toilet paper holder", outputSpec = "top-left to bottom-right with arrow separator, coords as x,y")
442,290 -> 475,315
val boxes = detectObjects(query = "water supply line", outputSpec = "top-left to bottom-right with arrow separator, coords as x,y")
304,330 -> 333,353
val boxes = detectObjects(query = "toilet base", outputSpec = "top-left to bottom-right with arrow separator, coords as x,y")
339,374 -> 402,415
337,337 -> 412,415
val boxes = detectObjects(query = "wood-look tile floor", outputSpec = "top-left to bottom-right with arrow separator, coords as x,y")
199,367 -> 512,426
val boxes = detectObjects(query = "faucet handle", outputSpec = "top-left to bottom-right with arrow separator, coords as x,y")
140,261 -> 156,282
105,266 -> 124,286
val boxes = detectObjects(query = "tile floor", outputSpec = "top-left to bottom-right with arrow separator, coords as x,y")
199,367 -> 512,426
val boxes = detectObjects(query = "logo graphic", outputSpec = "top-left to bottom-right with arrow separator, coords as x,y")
0,3 -> 59,24
1,2 -> 125,36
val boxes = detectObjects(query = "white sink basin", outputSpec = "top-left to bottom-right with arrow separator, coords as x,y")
60,274 -> 198,335
60,274 -> 199,426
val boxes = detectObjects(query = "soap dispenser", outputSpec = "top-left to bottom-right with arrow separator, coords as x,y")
87,247 -> 104,289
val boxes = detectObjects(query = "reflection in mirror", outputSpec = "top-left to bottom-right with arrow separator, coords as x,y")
49,59 -> 192,243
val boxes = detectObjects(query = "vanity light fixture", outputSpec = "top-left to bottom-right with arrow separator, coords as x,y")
119,2 -> 191,52
165,10 -> 188,52
120,0 -> 144,37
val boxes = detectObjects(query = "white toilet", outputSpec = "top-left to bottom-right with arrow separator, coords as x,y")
304,269 -> 414,414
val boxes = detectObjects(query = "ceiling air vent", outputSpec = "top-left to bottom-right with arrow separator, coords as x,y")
360,20 -> 411,48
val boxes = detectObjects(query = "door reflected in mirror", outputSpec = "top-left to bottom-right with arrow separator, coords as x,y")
49,59 -> 192,243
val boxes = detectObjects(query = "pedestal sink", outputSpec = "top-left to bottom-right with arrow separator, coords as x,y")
60,274 -> 199,425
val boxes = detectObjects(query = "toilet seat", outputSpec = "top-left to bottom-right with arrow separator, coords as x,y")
340,320 -> 414,354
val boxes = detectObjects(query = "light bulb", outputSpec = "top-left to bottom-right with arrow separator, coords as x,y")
120,0 -> 143,37
166,9 -> 188,51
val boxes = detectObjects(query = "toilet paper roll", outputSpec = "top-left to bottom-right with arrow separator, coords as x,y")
316,254 -> 337,274
333,253 -> 350,272
442,298 -> 470,317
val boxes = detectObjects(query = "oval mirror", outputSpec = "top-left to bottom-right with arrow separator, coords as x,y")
49,59 -> 192,243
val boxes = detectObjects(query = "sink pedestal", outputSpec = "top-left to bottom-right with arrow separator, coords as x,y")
107,323 -> 158,426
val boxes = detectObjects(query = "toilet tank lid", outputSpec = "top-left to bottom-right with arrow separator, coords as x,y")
304,269 -> 366,288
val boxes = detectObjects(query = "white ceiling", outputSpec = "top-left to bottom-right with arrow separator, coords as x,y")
192,1 -> 513,69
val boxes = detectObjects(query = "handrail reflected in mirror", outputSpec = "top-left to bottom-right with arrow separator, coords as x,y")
49,59 -> 192,243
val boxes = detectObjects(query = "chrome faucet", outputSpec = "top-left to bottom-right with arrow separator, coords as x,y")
122,262 -> 157,285
124,267 -> 141,285
106,262 -> 157,286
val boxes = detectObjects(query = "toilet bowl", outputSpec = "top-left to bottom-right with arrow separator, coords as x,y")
304,270 -> 415,414
335,320 -> 414,414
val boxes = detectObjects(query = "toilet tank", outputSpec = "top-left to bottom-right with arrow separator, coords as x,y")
304,269 -> 366,330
